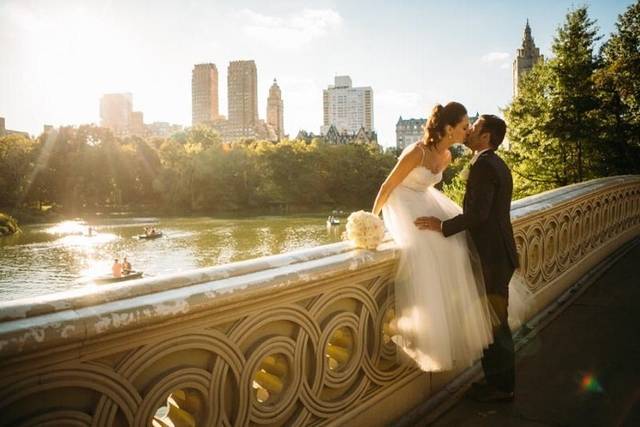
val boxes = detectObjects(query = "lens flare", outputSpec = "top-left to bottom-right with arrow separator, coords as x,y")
580,374 -> 603,393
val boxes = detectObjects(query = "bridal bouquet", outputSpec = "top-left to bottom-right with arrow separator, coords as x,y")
345,210 -> 385,250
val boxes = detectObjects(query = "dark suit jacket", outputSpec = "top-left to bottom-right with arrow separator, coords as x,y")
442,150 -> 519,295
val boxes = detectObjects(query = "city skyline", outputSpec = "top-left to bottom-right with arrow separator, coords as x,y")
0,0 -> 634,147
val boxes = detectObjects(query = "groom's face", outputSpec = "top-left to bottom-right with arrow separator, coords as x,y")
465,118 -> 487,151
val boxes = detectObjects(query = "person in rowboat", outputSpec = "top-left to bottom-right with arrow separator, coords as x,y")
112,259 -> 123,278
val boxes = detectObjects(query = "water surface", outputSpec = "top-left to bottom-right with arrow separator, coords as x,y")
0,215 -> 345,302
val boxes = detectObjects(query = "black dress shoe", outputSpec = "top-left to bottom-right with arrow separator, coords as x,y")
465,384 -> 514,403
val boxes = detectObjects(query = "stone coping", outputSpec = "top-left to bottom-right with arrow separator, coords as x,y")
511,175 -> 639,220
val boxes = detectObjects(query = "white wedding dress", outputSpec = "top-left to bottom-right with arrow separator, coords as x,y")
382,147 -> 532,372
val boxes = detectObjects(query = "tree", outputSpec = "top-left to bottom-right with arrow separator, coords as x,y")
594,0 -> 640,174
0,134 -> 34,207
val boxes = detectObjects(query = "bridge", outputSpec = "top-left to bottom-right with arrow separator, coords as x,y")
0,176 -> 638,426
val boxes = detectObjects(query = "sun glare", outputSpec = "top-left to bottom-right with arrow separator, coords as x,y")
45,220 -> 86,235
57,232 -> 117,248
18,4 -> 130,125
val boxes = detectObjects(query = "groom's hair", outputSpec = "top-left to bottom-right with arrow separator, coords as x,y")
479,115 -> 507,148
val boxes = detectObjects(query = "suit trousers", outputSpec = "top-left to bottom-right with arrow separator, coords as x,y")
481,262 -> 515,393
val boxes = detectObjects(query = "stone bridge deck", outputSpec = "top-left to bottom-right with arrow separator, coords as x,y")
404,239 -> 640,427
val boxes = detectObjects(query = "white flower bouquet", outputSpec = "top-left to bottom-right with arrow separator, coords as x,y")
344,210 -> 385,250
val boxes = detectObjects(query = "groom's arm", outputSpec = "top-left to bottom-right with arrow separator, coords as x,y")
441,160 -> 497,237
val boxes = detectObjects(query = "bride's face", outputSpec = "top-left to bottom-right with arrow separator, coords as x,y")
448,115 -> 470,145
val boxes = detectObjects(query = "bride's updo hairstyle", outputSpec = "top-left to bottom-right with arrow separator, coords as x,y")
423,101 -> 467,149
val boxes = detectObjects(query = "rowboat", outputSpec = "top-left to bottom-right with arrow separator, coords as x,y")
94,271 -> 144,284
137,232 -> 163,240
326,218 -> 340,226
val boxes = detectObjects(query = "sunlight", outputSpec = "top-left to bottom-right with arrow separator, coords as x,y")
45,220 -> 86,235
15,3 -> 132,126
57,232 -> 117,248
79,258 -> 112,279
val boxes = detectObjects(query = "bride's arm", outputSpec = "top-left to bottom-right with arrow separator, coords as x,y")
372,146 -> 421,216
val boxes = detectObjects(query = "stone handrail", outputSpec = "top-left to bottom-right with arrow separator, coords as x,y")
0,176 -> 638,426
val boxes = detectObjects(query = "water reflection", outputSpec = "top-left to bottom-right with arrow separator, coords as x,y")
57,231 -> 118,248
0,216 -> 345,301
44,220 -> 87,235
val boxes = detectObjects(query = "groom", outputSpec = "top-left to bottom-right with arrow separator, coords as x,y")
415,114 -> 519,402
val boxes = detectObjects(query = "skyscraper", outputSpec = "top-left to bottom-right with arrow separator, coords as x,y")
227,60 -> 258,136
267,79 -> 284,140
321,76 -> 373,135
513,20 -> 543,97
100,93 -> 132,134
191,63 -> 220,126
129,111 -> 145,137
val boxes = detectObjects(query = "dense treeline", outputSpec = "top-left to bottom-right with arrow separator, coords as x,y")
0,126 -> 397,216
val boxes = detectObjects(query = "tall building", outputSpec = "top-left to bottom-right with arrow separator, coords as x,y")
227,60 -> 258,137
513,20 -> 543,97
129,111 -> 145,137
321,76 -> 373,135
396,117 -> 426,150
191,63 -> 220,126
100,93 -> 133,134
267,79 -> 284,140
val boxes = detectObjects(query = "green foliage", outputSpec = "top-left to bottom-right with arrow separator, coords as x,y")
442,152 -> 472,206
0,127 -> 398,214
0,212 -> 21,236
504,63 -> 567,196
594,0 -> 640,173
0,134 -> 34,207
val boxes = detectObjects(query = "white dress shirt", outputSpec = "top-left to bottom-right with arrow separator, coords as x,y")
470,148 -> 492,165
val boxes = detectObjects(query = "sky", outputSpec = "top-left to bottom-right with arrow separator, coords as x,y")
0,0 -> 636,147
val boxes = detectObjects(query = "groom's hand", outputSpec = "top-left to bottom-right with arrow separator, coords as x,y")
414,216 -> 442,232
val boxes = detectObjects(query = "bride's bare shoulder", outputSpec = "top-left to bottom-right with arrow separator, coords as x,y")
400,142 -> 426,159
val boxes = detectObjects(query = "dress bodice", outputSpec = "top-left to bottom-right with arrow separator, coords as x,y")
400,166 -> 443,192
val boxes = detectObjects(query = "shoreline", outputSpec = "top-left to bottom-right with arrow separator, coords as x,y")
3,205 -> 361,226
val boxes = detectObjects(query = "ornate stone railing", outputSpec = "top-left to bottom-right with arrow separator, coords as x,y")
0,176 -> 638,427
510,175 -> 640,310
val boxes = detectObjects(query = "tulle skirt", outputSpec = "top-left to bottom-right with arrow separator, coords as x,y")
383,185 -> 532,372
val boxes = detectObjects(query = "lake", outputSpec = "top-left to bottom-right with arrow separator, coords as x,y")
0,215 -> 345,302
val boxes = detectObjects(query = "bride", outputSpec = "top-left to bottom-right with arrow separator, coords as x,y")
372,102 -> 530,372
